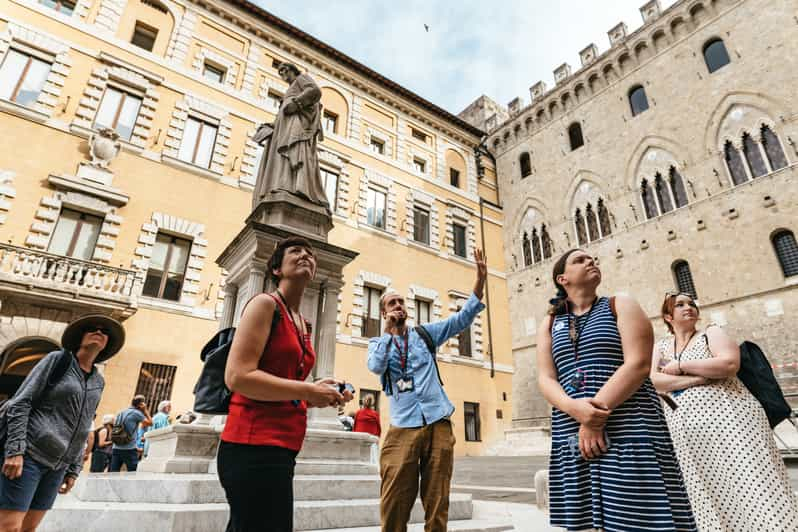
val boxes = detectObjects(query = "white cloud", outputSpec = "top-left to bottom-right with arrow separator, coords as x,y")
251,0 -> 676,114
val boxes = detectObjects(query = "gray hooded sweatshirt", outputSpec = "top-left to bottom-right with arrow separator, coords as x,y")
1,350 -> 104,477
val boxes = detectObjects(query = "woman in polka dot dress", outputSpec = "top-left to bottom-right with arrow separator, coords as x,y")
652,292 -> 798,531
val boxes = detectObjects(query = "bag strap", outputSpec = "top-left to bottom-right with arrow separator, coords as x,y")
46,350 -> 74,388
415,325 -> 443,386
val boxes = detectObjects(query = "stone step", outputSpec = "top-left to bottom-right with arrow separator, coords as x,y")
74,473 -> 380,504
296,460 -> 379,475
313,519 -> 514,531
41,493 -> 474,531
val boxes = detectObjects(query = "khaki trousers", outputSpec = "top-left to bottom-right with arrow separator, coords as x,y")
379,419 -> 455,532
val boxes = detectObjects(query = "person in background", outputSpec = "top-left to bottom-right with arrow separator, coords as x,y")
652,292 -> 798,530
142,401 -> 172,457
0,314 -> 125,531
109,395 -> 152,472
352,395 -> 381,438
89,415 -> 114,473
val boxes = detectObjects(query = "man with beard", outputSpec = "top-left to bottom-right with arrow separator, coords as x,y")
367,249 -> 488,532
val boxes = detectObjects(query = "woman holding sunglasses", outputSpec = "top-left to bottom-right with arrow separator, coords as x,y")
652,292 -> 798,530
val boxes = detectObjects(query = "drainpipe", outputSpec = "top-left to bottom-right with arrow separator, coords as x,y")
478,197 -> 495,379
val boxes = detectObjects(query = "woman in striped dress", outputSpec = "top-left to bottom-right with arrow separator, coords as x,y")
537,249 -> 696,532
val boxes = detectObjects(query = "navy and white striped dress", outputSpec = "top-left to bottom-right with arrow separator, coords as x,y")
548,297 -> 696,532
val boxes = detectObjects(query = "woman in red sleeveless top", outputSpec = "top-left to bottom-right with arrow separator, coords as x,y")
218,237 -> 354,532
352,394 -> 381,437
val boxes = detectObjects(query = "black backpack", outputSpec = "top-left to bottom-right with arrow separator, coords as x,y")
737,340 -> 792,428
381,326 -> 443,396
193,307 -> 281,415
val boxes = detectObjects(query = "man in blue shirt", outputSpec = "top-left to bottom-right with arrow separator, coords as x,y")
368,248 -> 487,532
110,395 -> 152,472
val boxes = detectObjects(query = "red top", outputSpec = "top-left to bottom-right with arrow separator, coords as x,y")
353,408 -> 381,437
221,294 -> 316,451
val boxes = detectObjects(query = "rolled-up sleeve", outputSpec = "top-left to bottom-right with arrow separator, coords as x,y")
4,351 -> 60,458
367,334 -> 393,375
422,293 -> 486,347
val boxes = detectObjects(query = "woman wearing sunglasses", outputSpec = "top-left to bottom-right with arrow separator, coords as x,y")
0,314 -> 125,532
538,249 -> 695,532
652,292 -> 798,530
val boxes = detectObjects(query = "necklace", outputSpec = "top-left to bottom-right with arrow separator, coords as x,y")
568,297 -> 599,360
673,329 -> 697,364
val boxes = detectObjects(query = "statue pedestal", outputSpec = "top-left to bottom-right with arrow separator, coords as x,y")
249,191 -> 333,241
137,424 -> 220,474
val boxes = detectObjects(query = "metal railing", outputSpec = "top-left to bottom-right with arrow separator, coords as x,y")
0,243 -> 138,298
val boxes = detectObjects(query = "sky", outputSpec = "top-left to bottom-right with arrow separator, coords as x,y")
251,0 -> 677,115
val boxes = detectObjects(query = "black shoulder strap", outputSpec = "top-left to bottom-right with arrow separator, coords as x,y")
46,350 -> 74,388
415,325 -> 443,386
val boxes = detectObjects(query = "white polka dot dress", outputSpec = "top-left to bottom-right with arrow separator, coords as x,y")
658,332 -> 798,531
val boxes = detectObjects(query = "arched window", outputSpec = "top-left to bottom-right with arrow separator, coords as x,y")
724,141 -> 748,185
522,232 -> 532,267
531,229 -> 542,263
703,38 -> 730,74
568,123 -> 584,151
597,199 -> 612,237
672,260 -> 697,298
541,224 -> 553,259
574,209 -> 587,246
761,125 -> 788,171
669,167 -> 688,208
586,204 -> 600,242
654,173 -> 673,214
519,152 -> 531,178
772,229 -> 798,277
742,133 -> 767,178
629,85 -> 649,117
641,179 -> 658,219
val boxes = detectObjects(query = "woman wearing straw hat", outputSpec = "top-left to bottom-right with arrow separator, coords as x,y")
0,314 -> 124,532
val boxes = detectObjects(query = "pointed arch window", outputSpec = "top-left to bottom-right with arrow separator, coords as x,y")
672,260 -> 697,298
761,125 -> 788,172
669,167 -> 688,208
531,229 -> 542,263
772,229 -> 798,278
574,209 -> 587,246
519,152 -> 531,178
585,204 -> 600,242
597,199 -> 612,237
724,141 -> 748,186
641,179 -> 658,219
654,173 -> 673,214
522,232 -> 532,267
541,224 -> 553,259
742,133 -> 767,178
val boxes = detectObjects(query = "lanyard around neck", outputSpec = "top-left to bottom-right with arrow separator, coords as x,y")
276,290 -> 307,378
391,331 -> 409,373
568,297 -> 599,360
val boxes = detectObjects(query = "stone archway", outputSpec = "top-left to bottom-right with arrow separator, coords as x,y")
0,337 -> 59,401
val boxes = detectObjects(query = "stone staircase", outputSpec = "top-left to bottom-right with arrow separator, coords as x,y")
39,425 -> 513,531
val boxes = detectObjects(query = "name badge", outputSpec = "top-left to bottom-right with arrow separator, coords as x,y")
396,376 -> 415,393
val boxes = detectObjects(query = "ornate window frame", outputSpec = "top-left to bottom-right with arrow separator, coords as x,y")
405,188 -> 439,249
0,171 -> 16,225
132,212 -> 208,307
357,170 -> 397,235
163,95 -> 231,175
350,270 -> 392,339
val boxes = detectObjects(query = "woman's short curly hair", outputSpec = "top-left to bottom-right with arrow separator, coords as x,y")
268,237 -> 315,284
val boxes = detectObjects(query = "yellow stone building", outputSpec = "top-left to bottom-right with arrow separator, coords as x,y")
0,0 -> 512,455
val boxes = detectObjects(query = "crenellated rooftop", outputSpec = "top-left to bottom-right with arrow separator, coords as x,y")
484,0 -> 731,153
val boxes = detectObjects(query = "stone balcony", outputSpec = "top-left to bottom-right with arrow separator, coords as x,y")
0,243 -> 139,319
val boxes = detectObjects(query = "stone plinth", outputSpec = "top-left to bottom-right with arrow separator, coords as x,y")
137,424 -> 219,473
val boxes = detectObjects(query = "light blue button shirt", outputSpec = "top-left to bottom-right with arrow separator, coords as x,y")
367,292 -> 486,428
